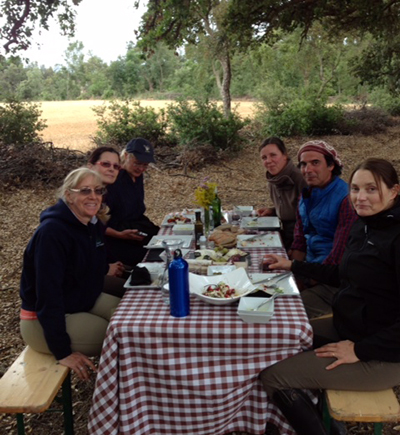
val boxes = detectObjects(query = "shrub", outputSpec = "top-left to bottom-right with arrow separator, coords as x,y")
166,99 -> 247,152
368,89 -> 400,116
253,99 -> 345,137
93,100 -> 168,147
0,99 -> 47,145
338,107 -> 394,135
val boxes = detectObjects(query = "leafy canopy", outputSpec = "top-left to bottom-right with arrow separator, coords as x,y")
0,0 -> 82,54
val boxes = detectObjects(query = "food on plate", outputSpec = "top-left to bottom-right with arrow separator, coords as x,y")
194,248 -> 248,263
167,214 -> 192,224
209,224 -> 245,248
203,282 -> 238,298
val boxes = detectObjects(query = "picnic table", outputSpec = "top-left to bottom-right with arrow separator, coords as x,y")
88,216 -> 313,435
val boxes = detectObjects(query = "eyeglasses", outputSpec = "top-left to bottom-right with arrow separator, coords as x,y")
129,155 -> 149,169
69,187 -> 107,196
96,161 -> 121,171
131,161 -> 149,169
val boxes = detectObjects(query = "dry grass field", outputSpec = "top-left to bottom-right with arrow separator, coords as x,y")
39,99 -> 257,151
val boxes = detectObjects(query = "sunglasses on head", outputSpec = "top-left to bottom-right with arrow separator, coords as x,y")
69,187 -> 107,196
96,161 -> 121,171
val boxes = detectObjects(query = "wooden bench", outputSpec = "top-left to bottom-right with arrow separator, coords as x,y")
0,346 -> 74,435
324,388 -> 400,435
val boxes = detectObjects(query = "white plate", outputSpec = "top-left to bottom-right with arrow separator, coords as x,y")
236,234 -> 283,248
161,213 -> 195,226
241,217 -> 281,230
124,262 -> 165,289
188,267 -> 257,305
250,273 -> 300,295
144,235 -> 193,249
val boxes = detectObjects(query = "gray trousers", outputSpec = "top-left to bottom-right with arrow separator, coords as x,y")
20,292 -> 121,357
260,317 -> 400,398
301,284 -> 340,319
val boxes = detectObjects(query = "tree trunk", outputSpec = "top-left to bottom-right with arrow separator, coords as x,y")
218,50 -> 232,118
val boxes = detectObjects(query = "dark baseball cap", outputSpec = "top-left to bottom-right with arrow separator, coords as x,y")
125,138 -> 156,163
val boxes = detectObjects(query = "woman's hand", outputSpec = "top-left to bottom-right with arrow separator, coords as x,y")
108,261 -> 125,277
58,352 -> 97,381
262,254 -> 292,271
314,340 -> 360,370
118,229 -> 145,241
257,207 -> 274,217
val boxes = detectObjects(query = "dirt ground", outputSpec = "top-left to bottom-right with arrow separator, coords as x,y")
1,125 -> 400,434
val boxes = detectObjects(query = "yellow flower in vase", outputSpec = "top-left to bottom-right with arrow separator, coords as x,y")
194,179 -> 217,210
194,179 -> 217,235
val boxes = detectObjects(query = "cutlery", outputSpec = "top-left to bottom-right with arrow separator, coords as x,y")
243,234 -> 263,242
252,271 -> 292,285
250,292 -> 295,311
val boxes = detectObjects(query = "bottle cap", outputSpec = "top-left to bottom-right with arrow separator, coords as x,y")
173,248 -> 183,259
199,236 -> 206,242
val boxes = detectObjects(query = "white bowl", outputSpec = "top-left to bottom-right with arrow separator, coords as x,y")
237,296 -> 275,323
234,206 -> 254,217
207,264 -> 237,276
172,224 -> 195,235
188,267 -> 257,305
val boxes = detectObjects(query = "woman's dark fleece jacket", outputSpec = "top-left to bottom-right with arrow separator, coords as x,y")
20,199 -> 109,360
292,197 -> 400,363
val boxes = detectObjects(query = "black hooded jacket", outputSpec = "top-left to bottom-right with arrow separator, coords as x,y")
292,197 -> 400,362
20,199 -> 109,360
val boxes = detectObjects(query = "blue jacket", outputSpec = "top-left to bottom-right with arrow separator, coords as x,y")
299,176 -> 348,263
20,199 -> 108,360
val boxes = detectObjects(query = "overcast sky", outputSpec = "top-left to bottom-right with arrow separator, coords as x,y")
23,0 -> 148,68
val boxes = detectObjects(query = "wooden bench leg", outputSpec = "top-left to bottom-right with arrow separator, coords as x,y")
62,372 -> 74,435
16,414 -> 25,435
374,422 -> 383,435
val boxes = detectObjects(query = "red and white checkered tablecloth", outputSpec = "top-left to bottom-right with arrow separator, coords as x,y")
88,289 -> 313,435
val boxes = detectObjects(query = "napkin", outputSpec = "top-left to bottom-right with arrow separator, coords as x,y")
129,266 -> 152,286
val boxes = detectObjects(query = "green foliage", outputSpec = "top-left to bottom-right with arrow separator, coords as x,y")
254,99 -> 345,137
369,88 -> 400,116
166,99 -> 247,151
0,99 -> 46,145
93,100 -> 168,147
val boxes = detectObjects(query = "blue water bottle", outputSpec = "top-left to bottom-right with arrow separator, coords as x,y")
168,249 -> 190,318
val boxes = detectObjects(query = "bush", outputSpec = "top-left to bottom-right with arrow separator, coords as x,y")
0,99 -> 47,145
338,107 -> 394,135
368,89 -> 400,116
166,99 -> 247,152
93,100 -> 168,147
253,99 -> 346,137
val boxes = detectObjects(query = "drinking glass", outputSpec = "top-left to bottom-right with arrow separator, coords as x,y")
160,239 -> 183,305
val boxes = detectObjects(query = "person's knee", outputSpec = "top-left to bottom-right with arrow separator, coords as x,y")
66,313 -> 109,356
259,365 -> 280,398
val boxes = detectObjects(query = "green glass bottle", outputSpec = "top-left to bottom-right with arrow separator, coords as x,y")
211,187 -> 222,228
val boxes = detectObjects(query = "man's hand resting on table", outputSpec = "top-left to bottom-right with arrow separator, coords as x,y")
262,254 -> 292,271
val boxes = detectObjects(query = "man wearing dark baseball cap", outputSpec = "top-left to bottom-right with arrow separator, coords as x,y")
125,138 -> 156,164
290,140 -> 358,319
104,138 -> 159,267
